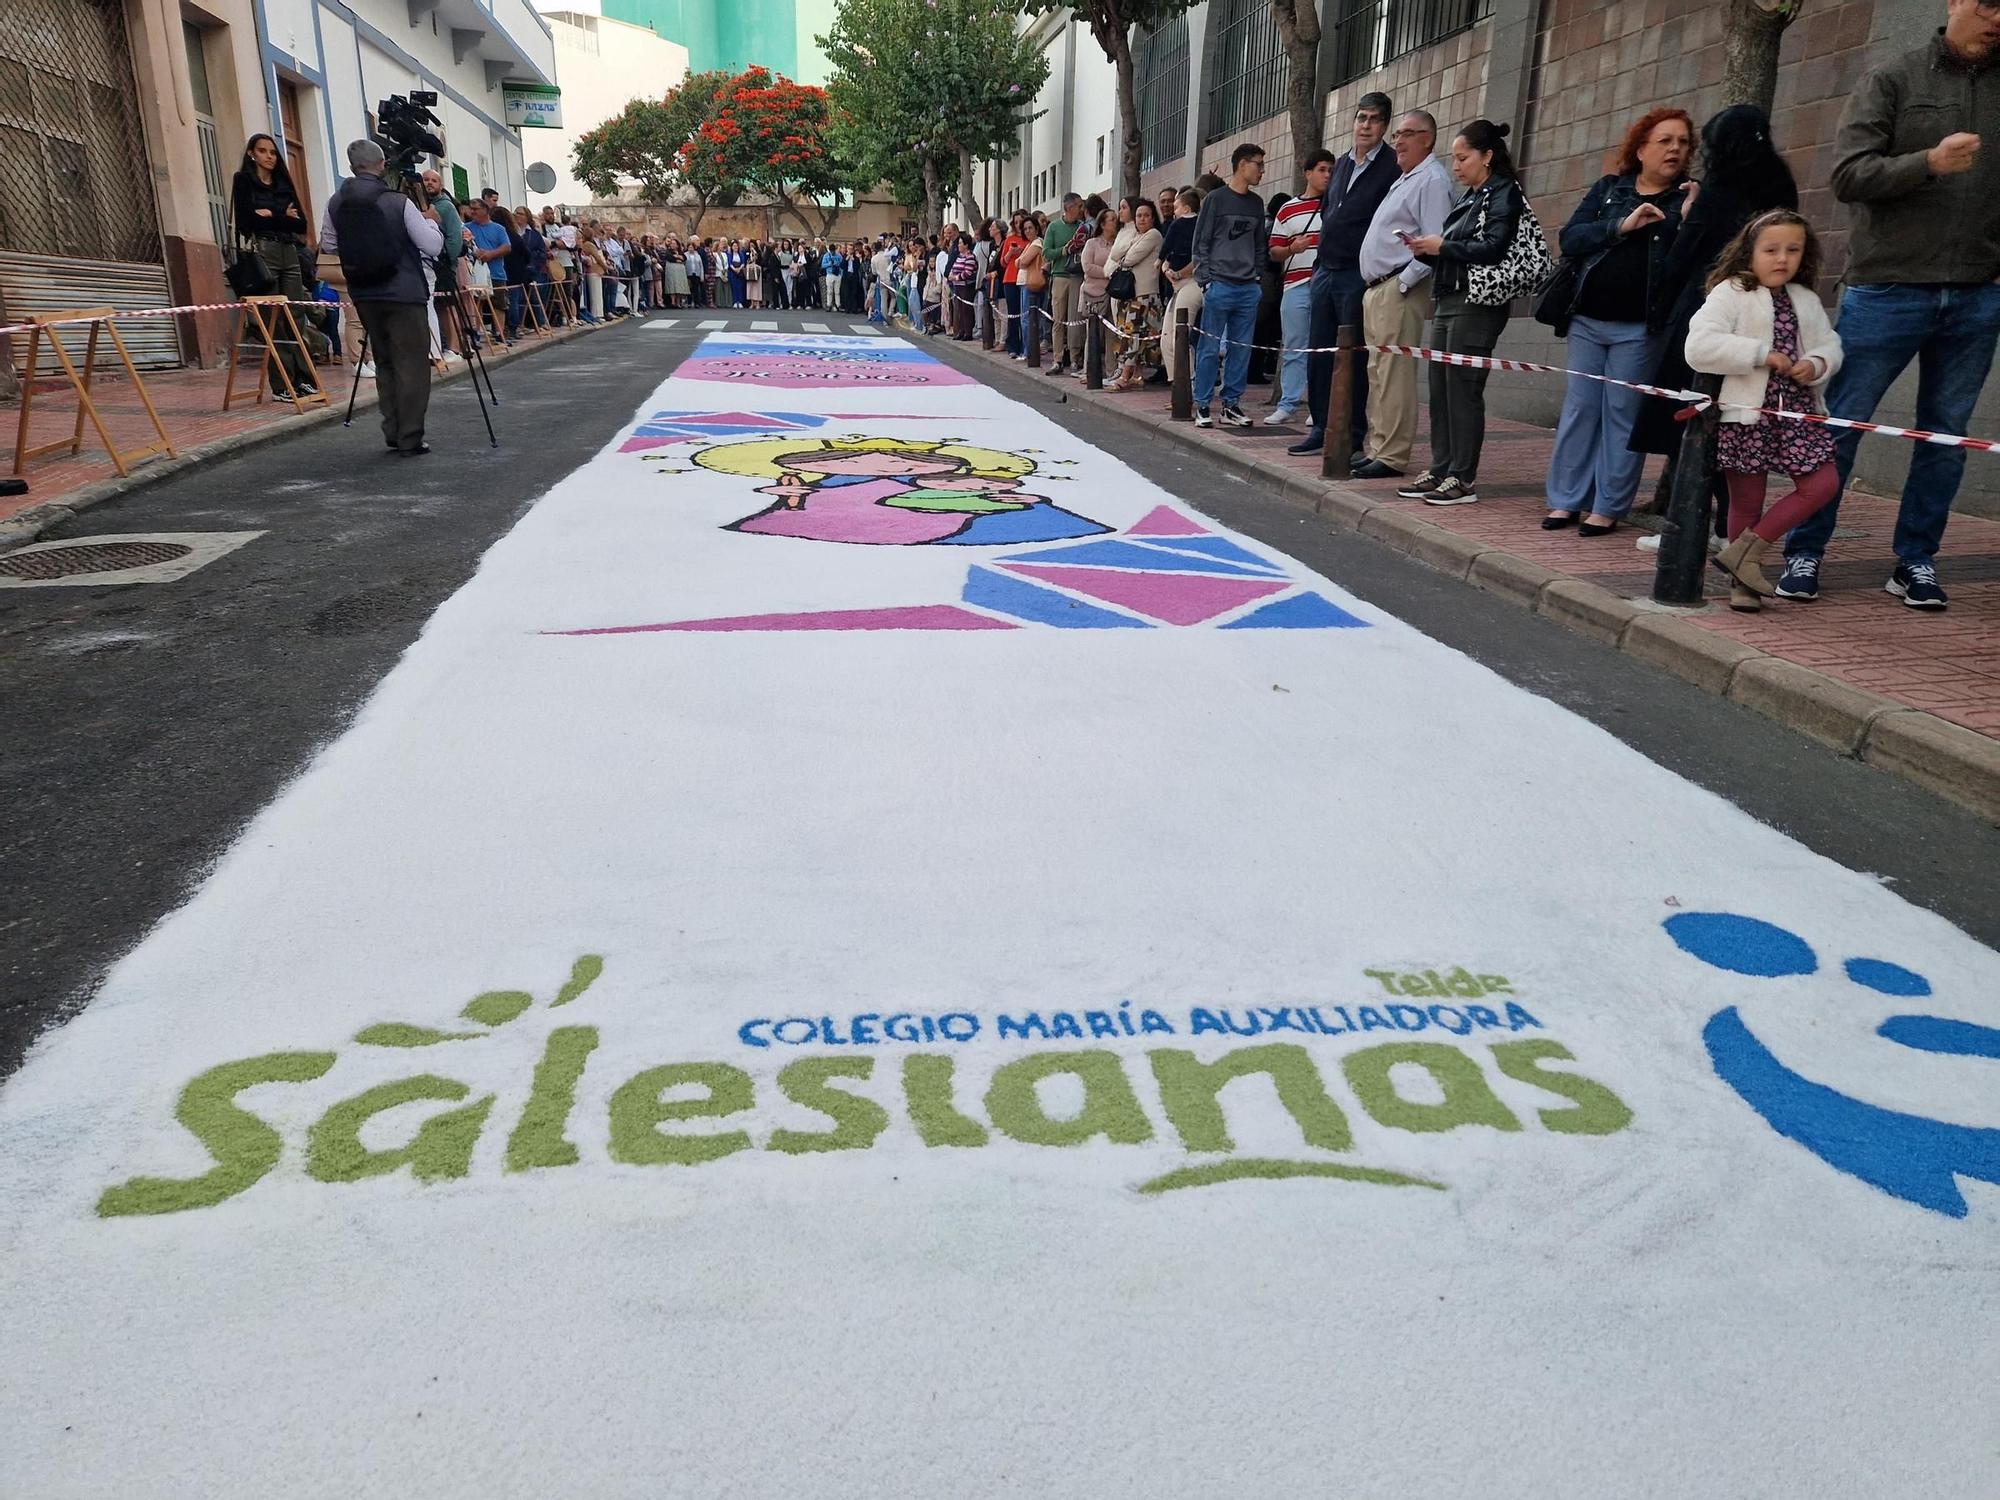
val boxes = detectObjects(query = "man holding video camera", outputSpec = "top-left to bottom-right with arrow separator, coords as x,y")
321,139 -> 444,455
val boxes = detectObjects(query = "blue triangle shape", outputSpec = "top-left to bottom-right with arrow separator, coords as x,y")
962,566 -> 1152,628
934,504 -> 1113,545
1218,591 -> 1370,629
992,538 -> 1272,576
1133,534 -> 1287,574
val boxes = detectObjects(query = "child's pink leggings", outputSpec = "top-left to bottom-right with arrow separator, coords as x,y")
1726,463 -> 1840,543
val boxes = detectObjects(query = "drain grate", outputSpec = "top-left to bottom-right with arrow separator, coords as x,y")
0,542 -> 193,580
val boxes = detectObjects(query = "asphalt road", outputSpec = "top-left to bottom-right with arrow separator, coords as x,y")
2,311 -> 1995,1080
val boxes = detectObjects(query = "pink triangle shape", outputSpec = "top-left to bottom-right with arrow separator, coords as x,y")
1003,565 -> 1284,625
1127,505 -> 1211,537
550,605 -> 1017,634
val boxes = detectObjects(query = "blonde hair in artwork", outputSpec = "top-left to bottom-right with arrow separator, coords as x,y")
690,435 -> 1036,482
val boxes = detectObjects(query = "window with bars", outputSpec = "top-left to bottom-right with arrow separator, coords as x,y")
1205,0 -> 1287,144
1133,16 -> 1190,173
1329,0 -> 1493,90
0,0 -> 162,262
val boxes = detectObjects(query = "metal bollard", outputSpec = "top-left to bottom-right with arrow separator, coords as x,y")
1652,374 -> 1722,605
1322,324 -> 1360,481
1026,303 -> 1042,368
1171,309 -> 1193,421
1084,314 -> 1103,390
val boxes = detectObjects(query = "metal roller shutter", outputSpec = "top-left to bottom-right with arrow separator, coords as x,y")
0,252 -> 181,370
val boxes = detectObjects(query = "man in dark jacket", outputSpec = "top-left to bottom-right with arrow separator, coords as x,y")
1776,0 -> 2000,609
1291,92 -> 1397,457
321,139 -> 445,455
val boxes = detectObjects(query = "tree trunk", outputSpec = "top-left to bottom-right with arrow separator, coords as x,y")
922,156 -> 944,237
1273,0 -> 1325,171
957,142 -> 983,227
1721,0 -> 1796,112
1113,30 -> 1140,201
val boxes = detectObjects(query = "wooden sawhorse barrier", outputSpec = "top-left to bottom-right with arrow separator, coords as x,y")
222,295 -> 329,412
10,308 -> 177,479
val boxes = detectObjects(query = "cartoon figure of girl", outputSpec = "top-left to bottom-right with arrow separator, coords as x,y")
692,435 -> 1110,546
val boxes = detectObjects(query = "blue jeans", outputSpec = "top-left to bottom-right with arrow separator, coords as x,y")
1547,316 -> 1658,518
1306,265 -> 1368,449
1785,282 -> 2000,564
1193,278 -> 1259,409
1277,281 -> 1311,410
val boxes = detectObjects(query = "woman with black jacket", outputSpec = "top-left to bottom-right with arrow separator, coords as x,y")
1403,119 -> 1525,505
229,134 -> 319,396
1542,107 -> 1696,534
1628,105 -> 1798,465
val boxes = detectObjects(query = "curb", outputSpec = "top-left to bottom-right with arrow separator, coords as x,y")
0,317 -> 628,553
968,345 -> 2000,826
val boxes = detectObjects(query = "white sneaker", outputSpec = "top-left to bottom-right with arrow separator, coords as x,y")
1270,406 -> 1298,425
357,361 -> 376,379
439,350 -> 464,364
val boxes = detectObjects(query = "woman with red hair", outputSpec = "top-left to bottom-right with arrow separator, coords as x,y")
1542,107 -> 1697,534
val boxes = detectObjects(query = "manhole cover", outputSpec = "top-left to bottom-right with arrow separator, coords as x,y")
0,541 -> 192,580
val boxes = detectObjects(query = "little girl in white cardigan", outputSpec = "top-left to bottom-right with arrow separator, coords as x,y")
1684,210 -> 1843,611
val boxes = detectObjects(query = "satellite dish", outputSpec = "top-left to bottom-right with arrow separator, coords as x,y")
526,161 -> 557,194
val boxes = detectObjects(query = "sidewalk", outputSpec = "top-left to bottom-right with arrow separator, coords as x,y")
0,315 -> 619,544
959,333 -> 2000,821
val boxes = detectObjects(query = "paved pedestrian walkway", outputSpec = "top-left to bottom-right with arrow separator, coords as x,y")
0,318 -> 611,537
962,338 -> 2000,742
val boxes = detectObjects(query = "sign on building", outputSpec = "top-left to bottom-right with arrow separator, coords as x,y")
502,82 -> 562,129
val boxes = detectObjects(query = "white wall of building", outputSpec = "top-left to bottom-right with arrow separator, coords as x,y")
258,0 -> 553,216
530,5 -> 690,211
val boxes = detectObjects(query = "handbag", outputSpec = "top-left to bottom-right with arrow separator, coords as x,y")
1531,259 -> 1579,330
1106,267 -> 1136,301
1466,193 -> 1557,308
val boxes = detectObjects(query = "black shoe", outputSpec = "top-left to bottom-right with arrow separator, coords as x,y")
1286,429 -> 1324,456
1219,403 -> 1254,429
1351,459 -> 1404,480
1193,406 -> 1213,428
1044,364 -> 1069,377
1541,512 -> 1579,531
397,442 -> 433,457
1773,554 -> 1821,601
1578,518 -> 1618,537
1886,561 -> 1948,608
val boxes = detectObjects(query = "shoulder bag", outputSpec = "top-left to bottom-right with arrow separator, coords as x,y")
223,195 -> 277,298
1466,191 -> 1557,309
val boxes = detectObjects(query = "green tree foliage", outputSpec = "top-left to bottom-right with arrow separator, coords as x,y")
1020,0 -> 1197,200
821,0 -> 1051,232
570,69 -> 753,231
729,70 -> 854,237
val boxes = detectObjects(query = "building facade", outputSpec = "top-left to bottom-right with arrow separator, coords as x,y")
0,0 -> 552,380
595,0 -> 836,82
972,0 -> 1979,513
531,3 -> 690,211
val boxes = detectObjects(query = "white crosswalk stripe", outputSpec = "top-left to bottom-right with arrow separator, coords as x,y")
848,323 -> 883,336
751,320 -> 777,331
640,319 -> 679,331
698,319 -> 728,330
801,321 -> 830,332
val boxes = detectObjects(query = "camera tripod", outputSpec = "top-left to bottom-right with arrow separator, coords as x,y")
341,282 -> 500,449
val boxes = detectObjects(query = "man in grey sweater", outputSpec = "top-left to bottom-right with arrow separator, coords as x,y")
1777,0 -> 2000,609
1190,142 -> 1269,428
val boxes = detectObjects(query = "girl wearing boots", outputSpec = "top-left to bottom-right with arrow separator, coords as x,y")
1684,210 -> 1842,612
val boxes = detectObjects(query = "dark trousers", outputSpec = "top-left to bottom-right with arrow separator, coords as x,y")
1306,265 -> 1368,451
354,299 -> 432,452
1427,294 -> 1510,483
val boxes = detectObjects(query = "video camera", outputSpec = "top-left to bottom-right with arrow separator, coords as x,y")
377,91 -> 444,181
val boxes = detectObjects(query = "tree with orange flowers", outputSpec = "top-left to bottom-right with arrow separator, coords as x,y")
727,68 -> 853,239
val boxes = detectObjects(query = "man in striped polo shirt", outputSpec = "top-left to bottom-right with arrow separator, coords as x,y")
1268,148 -> 1336,427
